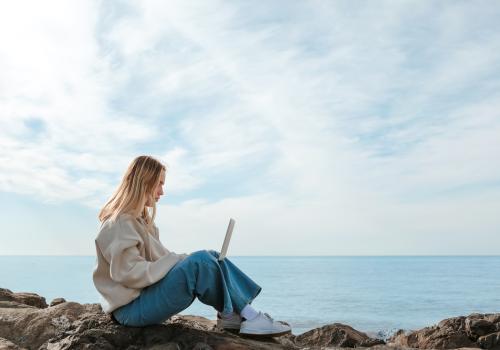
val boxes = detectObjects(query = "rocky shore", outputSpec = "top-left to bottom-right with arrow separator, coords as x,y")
1,288 -> 499,350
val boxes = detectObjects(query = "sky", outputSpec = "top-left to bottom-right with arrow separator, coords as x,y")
0,1 -> 499,256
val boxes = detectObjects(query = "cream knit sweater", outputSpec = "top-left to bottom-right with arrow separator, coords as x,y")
92,213 -> 187,314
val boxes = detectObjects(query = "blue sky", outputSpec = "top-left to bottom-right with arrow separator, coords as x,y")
0,1 -> 499,255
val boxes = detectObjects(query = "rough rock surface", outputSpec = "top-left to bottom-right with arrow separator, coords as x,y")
0,336 -> 24,350
49,298 -> 67,307
0,288 -> 390,350
295,323 -> 385,348
0,289 -> 47,309
3,288 -> 498,350
389,313 -> 500,349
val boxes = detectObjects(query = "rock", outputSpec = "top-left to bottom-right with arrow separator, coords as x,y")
169,314 -> 217,331
49,298 -> 66,307
0,337 -> 25,350
294,323 -> 385,348
389,313 -> 500,349
466,318 -> 496,340
0,297 -> 294,350
369,346 -> 417,350
0,301 -> 37,310
478,331 -> 500,349
147,343 -> 180,350
2,288 -> 498,350
192,343 -> 214,350
0,300 -> 101,349
390,324 -> 473,349
0,289 -> 47,309
486,314 -> 500,324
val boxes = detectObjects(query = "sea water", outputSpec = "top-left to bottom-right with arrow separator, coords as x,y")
1,255 -> 499,337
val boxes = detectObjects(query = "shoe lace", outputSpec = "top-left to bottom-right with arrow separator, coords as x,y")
263,312 -> 274,321
263,312 -> 289,327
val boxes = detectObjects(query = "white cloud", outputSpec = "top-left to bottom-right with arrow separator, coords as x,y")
155,188 -> 500,256
0,1 -> 159,204
158,147 -> 203,193
0,1 -> 499,254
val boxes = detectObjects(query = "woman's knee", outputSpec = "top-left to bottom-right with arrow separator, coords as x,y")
189,249 -> 219,263
207,249 -> 220,259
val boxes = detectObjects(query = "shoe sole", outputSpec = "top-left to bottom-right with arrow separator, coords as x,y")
216,320 -> 241,332
216,325 -> 241,333
239,329 -> 292,338
222,328 -> 240,334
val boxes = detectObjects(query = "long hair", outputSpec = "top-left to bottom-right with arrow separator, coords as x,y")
99,155 -> 166,229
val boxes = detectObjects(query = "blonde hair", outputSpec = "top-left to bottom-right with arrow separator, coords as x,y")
99,155 -> 166,229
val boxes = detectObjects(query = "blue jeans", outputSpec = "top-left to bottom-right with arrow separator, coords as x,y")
112,250 -> 262,327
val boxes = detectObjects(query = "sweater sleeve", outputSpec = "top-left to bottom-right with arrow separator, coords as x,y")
101,218 -> 184,289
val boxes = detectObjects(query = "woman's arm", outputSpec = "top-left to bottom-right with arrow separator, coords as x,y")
98,219 -> 184,289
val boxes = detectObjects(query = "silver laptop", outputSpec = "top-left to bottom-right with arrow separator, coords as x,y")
218,218 -> 235,261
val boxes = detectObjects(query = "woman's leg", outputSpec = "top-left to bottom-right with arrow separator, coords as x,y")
113,249 -> 261,327
207,250 -> 262,314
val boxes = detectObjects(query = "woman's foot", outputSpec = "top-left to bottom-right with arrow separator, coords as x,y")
216,311 -> 242,331
239,311 -> 292,337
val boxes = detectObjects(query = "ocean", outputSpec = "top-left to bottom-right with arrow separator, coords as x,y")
1,255 -> 499,337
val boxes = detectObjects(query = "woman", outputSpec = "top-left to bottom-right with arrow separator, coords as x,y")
92,155 -> 291,337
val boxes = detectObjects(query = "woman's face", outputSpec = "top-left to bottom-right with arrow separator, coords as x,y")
145,169 -> 166,207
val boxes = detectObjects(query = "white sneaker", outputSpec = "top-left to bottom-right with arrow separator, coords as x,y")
216,312 -> 242,331
239,311 -> 292,337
